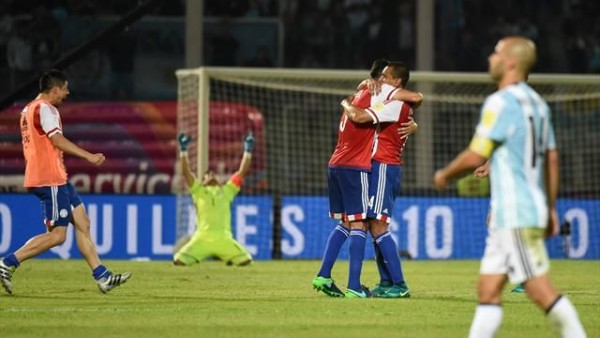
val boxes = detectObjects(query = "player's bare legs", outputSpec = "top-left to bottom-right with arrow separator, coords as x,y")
71,203 -> 131,293
471,273 -> 585,338
0,226 -> 67,294
523,275 -> 586,337
72,204 -> 101,269
476,274 -> 506,304
523,275 -> 558,308
468,274 -> 506,337
14,226 -> 68,262
369,220 -> 384,238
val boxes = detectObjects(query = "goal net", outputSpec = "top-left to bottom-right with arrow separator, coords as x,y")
175,67 -> 600,260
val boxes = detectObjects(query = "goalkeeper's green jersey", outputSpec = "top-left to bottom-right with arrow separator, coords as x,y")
190,178 -> 240,237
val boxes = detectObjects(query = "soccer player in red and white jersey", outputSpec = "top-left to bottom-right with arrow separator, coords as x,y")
0,70 -> 131,295
342,61 -> 416,298
313,59 -> 423,298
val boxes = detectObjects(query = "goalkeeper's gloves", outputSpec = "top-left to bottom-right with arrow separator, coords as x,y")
178,133 -> 191,152
243,132 -> 255,153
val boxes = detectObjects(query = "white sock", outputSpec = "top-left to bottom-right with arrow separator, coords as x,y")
468,304 -> 503,338
547,296 -> 587,338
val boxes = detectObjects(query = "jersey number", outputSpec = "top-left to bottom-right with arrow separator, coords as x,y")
339,115 -> 348,132
528,116 -> 545,168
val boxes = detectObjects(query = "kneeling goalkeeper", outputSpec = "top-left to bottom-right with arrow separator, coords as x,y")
173,132 -> 254,266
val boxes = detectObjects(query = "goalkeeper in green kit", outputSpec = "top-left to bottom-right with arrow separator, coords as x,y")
173,132 -> 254,266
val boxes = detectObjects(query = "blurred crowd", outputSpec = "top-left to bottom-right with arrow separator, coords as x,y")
0,0 -> 598,100
280,0 -> 600,72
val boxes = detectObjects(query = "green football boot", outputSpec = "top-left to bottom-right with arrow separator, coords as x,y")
312,276 -> 344,297
511,283 -> 526,293
371,280 -> 393,297
344,285 -> 372,299
380,282 -> 411,298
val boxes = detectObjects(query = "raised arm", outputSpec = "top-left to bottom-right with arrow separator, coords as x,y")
235,132 -> 255,179
356,78 -> 382,95
178,133 -> 196,188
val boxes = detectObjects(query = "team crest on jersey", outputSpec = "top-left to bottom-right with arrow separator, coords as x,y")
371,102 -> 385,112
59,209 -> 68,218
481,109 -> 498,127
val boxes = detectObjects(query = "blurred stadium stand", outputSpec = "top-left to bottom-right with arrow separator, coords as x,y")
0,0 -> 598,102
0,101 -> 265,194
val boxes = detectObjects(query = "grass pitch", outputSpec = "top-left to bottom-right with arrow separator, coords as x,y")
0,259 -> 598,338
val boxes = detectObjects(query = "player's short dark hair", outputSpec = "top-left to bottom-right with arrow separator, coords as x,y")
39,69 -> 67,93
369,58 -> 389,79
387,61 -> 410,87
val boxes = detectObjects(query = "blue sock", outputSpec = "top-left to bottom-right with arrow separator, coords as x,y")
347,229 -> 366,291
3,254 -> 20,268
375,231 -> 404,284
373,240 -> 391,284
92,265 -> 110,280
317,224 -> 349,278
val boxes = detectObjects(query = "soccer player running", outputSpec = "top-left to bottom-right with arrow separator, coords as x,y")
0,69 -> 131,295
434,36 -> 586,337
341,61 -> 415,298
173,132 -> 254,266
312,59 -> 422,298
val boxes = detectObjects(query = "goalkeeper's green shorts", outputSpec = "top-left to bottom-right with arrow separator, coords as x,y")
173,234 -> 252,266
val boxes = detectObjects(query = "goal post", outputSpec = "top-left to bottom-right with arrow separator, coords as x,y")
175,67 -> 600,259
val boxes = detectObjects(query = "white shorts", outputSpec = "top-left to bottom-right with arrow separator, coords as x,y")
480,228 -> 550,284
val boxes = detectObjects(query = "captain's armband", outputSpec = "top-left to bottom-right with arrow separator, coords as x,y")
469,135 -> 494,158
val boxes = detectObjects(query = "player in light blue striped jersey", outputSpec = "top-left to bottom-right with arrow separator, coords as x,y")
434,36 -> 586,338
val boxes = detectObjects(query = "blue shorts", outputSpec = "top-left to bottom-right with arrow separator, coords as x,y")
328,167 -> 369,221
367,161 -> 402,223
30,182 -> 82,227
